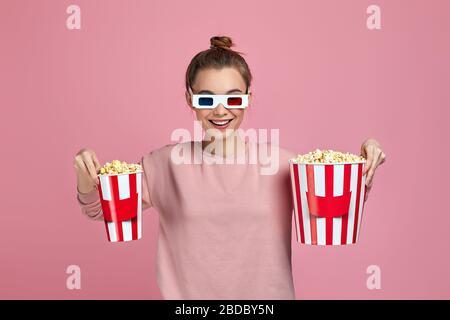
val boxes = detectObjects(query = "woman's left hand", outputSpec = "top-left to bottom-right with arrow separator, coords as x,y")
360,138 -> 386,201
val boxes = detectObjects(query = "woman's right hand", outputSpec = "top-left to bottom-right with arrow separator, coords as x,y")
74,148 -> 102,194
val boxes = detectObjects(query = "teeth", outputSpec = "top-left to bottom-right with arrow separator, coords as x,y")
210,119 -> 231,125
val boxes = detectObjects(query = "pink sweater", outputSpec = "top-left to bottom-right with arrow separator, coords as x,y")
77,141 -> 296,299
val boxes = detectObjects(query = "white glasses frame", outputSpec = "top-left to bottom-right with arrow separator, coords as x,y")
188,87 -> 250,109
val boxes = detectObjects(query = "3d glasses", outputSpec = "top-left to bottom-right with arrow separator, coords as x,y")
189,87 -> 249,109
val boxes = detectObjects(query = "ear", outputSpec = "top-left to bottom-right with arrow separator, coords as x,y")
185,90 -> 194,109
248,90 -> 253,106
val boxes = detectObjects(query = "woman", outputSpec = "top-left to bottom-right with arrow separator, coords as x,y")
74,36 -> 386,299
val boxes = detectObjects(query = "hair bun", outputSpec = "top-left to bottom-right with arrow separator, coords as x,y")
210,36 -> 233,50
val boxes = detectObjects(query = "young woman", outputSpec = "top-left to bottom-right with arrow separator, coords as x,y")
74,36 -> 386,300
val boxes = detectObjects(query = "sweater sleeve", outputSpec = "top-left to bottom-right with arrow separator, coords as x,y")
76,154 -> 153,221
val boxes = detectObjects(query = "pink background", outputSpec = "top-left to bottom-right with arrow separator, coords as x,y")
1,0 -> 449,299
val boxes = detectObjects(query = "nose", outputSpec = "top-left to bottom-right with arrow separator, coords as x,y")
213,103 -> 228,116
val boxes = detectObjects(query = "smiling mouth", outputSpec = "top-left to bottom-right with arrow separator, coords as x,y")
208,119 -> 233,127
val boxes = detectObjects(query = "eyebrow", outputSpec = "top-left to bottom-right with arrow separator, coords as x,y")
197,88 -> 243,94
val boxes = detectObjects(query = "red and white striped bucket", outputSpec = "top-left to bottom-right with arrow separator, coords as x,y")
289,161 -> 367,245
97,172 -> 142,242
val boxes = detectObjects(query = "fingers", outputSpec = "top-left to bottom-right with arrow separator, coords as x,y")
365,148 -> 380,187
359,139 -> 386,200
379,151 -> 387,165
366,150 -> 385,187
364,184 -> 372,202
73,157 -> 86,174
92,154 -> 101,172
82,153 -> 98,181
74,149 -> 99,183
362,144 -> 374,176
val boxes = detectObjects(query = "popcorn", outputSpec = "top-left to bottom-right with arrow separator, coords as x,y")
97,161 -> 144,242
292,149 -> 365,164
98,159 -> 143,175
289,150 -> 368,245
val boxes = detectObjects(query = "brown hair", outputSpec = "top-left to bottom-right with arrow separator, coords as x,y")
185,36 -> 253,94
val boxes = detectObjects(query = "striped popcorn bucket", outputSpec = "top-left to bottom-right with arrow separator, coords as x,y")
97,172 -> 142,242
289,160 -> 367,245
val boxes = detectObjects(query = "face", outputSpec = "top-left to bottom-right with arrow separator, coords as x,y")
185,67 -> 252,139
